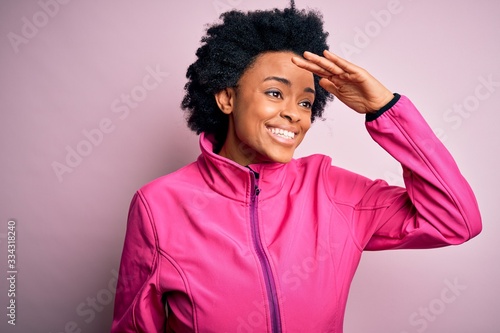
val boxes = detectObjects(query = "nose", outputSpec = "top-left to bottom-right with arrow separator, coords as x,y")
280,104 -> 301,123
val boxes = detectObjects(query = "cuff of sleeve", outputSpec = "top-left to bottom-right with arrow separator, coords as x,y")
365,93 -> 401,122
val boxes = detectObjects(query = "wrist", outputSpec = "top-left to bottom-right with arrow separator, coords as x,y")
366,93 -> 401,122
374,91 -> 396,111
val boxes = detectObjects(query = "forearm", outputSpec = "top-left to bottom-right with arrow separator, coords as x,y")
365,94 -> 482,248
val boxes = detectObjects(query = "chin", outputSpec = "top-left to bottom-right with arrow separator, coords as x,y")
266,153 -> 294,164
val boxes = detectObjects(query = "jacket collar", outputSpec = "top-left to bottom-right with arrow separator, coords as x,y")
196,133 -> 290,201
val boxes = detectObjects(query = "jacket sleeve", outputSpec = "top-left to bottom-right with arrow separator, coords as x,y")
111,192 -> 166,332
342,94 -> 482,250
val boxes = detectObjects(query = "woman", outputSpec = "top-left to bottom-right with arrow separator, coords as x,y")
111,3 -> 482,332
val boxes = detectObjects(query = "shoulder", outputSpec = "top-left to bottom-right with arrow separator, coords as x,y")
291,153 -> 364,190
293,154 -> 359,181
294,153 -> 332,171
296,154 -> 388,205
138,160 -> 202,197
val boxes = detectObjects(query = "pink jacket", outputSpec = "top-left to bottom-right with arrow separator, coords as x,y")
111,95 -> 481,332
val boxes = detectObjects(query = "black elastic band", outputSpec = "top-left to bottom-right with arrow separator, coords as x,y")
365,93 -> 401,122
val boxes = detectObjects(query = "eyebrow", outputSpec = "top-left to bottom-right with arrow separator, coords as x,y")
263,76 -> 315,94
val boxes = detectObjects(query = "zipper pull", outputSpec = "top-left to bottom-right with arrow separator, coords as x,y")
255,185 -> 261,196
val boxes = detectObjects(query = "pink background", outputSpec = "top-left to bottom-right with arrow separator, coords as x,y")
1,0 -> 499,332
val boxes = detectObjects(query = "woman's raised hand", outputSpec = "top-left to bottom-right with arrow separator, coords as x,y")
292,50 -> 394,114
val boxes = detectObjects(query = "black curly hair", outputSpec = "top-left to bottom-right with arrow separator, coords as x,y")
181,1 -> 333,148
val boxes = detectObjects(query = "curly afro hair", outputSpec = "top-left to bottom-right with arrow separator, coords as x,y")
181,2 -> 333,147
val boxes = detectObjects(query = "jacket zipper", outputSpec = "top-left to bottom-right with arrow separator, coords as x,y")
249,171 -> 282,333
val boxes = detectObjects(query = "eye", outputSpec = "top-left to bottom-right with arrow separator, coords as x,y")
299,100 -> 313,109
266,90 -> 282,99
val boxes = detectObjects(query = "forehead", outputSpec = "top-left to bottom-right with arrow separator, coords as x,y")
239,51 -> 314,86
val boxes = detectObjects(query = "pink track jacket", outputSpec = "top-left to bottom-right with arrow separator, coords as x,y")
111,95 -> 482,332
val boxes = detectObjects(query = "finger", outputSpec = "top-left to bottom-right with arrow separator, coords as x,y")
319,78 -> 339,95
303,51 -> 345,76
323,50 -> 359,74
291,55 -> 333,77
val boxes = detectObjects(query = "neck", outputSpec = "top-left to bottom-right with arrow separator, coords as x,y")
218,139 -> 254,166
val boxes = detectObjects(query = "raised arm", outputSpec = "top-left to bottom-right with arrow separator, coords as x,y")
294,51 -> 482,249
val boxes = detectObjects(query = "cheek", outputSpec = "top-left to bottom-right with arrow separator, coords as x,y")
302,119 -> 312,135
304,119 -> 312,131
232,110 -> 264,146
234,104 -> 273,134
295,120 -> 311,145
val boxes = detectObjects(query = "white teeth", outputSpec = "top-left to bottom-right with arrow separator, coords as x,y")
267,127 -> 295,139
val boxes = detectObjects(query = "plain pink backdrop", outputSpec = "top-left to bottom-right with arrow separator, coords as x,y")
0,0 -> 498,332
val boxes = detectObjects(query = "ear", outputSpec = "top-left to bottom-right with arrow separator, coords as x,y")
214,88 -> 236,115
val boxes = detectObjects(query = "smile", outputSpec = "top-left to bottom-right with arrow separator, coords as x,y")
266,127 -> 295,140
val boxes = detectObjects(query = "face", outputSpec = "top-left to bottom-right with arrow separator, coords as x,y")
215,51 -> 315,166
